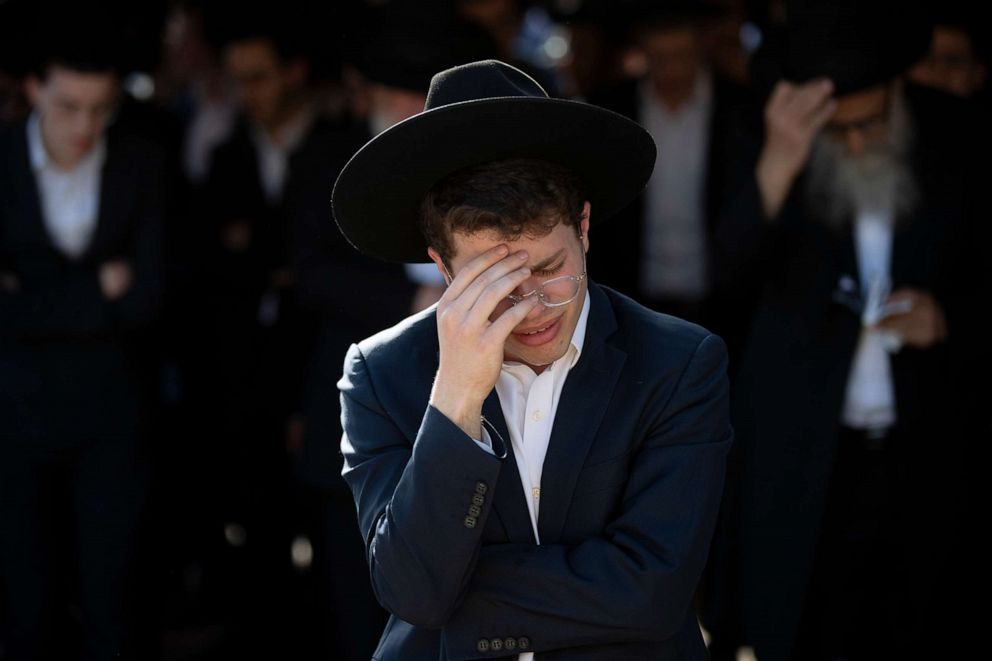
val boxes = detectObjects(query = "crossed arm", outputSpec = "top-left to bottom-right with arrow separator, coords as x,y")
339,332 -> 732,659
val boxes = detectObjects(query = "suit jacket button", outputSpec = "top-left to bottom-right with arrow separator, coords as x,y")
475,481 -> 488,495
463,515 -> 477,529
518,636 -> 530,650
472,493 -> 485,507
490,638 -> 502,651
477,639 -> 489,652
504,637 -> 516,650
468,504 -> 481,517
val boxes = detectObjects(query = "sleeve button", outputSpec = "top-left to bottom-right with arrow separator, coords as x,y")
472,494 -> 485,506
468,504 -> 481,517
463,515 -> 477,529
475,481 -> 488,495
476,639 -> 489,652
490,638 -> 502,651
518,636 -> 530,650
504,637 -> 517,650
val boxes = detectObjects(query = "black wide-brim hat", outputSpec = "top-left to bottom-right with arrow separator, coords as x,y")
332,59 -> 656,263
749,0 -> 932,100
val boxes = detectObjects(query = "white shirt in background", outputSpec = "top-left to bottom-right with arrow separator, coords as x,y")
639,70 -> 713,301
249,106 -> 315,204
27,112 -> 106,260
841,209 -> 898,433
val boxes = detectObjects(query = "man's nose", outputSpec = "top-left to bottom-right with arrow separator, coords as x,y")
845,127 -> 866,156
522,297 -> 546,318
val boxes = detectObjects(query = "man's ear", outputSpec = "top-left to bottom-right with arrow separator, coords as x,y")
426,246 -> 450,285
579,201 -> 591,253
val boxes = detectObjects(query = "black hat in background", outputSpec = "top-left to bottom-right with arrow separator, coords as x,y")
356,7 -> 501,94
3,0 -> 160,78
749,0 -> 932,99
332,59 -> 656,263
621,0 -> 725,30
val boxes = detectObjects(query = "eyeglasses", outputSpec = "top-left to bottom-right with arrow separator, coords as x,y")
508,250 -> 587,308
443,248 -> 587,308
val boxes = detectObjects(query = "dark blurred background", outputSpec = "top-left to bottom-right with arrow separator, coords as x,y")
1,1 -> 988,659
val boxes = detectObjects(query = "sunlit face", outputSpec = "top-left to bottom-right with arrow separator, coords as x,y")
26,65 -> 119,168
432,207 -> 591,374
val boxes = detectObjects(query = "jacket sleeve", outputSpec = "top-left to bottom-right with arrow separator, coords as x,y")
712,119 -> 800,292
109,149 -> 167,331
440,333 -> 733,659
338,342 -> 508,629
0,263 -> 110,339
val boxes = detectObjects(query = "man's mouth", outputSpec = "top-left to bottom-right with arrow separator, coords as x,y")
520,324 -> 552,335
512,316 -> 563,346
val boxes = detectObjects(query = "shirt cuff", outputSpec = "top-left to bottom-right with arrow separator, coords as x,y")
472,427 -> 495,456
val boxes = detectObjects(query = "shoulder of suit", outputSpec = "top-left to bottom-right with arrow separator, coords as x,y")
599,285 -> 718,358
355,303 -> 439,369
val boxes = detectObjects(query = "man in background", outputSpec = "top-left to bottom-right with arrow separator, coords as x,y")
0,25 -> 167,659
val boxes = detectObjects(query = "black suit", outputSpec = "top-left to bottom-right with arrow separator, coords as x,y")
340,282 -> 733,660
714,83 -> 989,661
0,118 -> 166,659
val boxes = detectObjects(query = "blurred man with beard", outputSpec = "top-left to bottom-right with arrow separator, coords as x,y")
708,2 -> 988,660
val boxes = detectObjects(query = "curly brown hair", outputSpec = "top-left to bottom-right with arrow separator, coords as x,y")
419,158 -> 586,266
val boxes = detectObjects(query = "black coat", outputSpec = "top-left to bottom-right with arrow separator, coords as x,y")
0,118 -> 167,444
714,83 -> 990,660
340,282 -> 732,660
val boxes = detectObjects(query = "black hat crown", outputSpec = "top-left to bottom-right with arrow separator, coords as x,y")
425,60 -> 548,109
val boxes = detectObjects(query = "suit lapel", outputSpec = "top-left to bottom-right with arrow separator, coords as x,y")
8,122 -> 49,252
537,283 -> 625,544
484,392 -> 537,544
82,133 -> 126,261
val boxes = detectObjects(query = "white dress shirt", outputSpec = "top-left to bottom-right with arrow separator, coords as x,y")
639,70 -> 713,301
27,112 -> 106,259
841,209 -> 898,432
248,107 -> 314,204
473,290 -> 590,661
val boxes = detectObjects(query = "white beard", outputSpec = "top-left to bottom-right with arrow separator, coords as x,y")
804,86 -> 920,230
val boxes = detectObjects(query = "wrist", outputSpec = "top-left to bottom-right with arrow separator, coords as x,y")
429,380 -> 485,440
756,151 -> 799,220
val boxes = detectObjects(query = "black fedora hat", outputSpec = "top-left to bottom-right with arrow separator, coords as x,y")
332,59 -> 656,263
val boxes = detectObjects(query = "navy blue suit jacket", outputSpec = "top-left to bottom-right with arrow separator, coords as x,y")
338,282 -> 732,660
